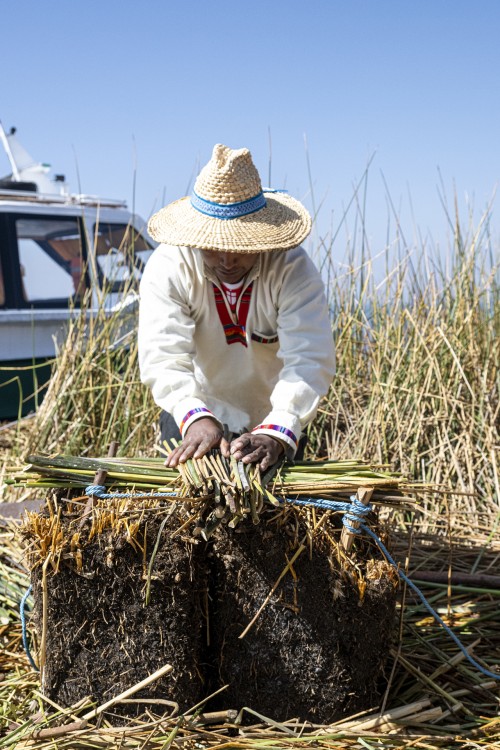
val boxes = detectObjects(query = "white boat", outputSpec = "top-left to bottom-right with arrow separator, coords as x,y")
0,122 -> 154,418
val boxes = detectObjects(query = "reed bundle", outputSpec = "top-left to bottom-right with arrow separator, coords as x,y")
7,450 -> 415,540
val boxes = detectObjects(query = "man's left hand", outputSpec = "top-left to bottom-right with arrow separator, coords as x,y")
228,433 -> 284,471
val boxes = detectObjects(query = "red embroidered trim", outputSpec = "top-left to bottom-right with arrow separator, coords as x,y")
220,281 -> 243,311
252,423 -> 298,447
213,282 -> 253,346
251,332 -> 279,344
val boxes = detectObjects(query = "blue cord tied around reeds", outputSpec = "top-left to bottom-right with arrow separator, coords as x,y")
284,494 -> 372,534
20,491 -> 500,681
85,484 -> 178,499
20,585 -> 38,671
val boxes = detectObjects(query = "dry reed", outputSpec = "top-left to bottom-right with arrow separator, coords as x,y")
0,196 -> 499,748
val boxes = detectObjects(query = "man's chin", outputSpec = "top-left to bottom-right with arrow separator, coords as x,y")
217,271 -> 246,283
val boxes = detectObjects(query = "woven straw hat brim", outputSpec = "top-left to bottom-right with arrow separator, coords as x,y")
147,193 -> 312,253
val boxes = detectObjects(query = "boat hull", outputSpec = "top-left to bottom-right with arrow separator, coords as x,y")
0,357 -> 52,418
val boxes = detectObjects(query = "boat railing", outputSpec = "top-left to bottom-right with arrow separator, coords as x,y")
0,188 -> 127,208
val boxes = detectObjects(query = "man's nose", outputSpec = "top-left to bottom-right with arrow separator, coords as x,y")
219,253 -> 238,267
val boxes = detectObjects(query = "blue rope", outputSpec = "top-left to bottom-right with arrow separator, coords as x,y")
284,495 -> 372,534
361,525 -> 500,681
20,585 -> 39,671
85,484 -> 178,499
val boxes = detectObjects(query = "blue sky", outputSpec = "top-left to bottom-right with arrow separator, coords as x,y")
1,0 -> 499,259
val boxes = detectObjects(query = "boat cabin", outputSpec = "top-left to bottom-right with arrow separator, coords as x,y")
0,124 -> 154,418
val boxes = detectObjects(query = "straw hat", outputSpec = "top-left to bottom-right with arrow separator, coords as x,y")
147,144 -> 312,253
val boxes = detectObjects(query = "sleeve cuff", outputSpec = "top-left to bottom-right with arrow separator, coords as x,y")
172,398 -> 223,438
252,411 -> 301,456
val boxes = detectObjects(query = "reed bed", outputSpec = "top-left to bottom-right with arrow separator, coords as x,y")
0,205 -> 498,747
1,508 -> 499,749
311,213 -> 499,535
3,458 -> 500,747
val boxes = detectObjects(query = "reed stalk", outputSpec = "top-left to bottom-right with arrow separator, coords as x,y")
0,187 -> 499,748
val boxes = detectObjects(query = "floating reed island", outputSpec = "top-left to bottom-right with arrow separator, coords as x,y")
16,450 -> 417,723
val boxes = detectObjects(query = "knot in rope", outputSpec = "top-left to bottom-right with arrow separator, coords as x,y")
85,484 -> 107,497
284,494 -> 372,535
341,495 -> 372,535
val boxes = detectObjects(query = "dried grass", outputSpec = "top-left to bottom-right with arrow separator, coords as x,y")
0,200 -> 499,747
1,507 -> 499,748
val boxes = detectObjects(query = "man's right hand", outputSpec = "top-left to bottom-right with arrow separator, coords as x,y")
164,418 -> 229,467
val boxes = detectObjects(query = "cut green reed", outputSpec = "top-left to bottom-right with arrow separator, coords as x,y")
8,452 -> 409,495
7,449 -> 412,536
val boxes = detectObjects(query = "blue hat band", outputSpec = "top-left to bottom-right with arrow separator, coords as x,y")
191,190 -> 267,220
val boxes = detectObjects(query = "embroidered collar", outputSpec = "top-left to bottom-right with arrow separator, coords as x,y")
192,251 -> 262,346
212,281 -> 253,346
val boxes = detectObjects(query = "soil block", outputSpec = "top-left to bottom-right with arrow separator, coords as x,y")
30,509 -> 207,715
27,502 -> 397,723
208,512 -> 397,723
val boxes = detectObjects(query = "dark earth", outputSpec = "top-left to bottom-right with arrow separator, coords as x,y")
28,501 -> 398,723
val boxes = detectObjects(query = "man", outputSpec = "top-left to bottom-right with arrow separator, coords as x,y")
138,144 -> 335,471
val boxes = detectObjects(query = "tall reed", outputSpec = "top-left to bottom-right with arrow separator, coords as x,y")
21,287 -> 159,459
308,208 -> 499,525
3,204 -> 499,530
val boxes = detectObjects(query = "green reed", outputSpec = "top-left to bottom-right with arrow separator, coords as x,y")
1,201 -> 498,536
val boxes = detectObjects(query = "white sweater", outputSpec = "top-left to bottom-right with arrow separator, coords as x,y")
138,244 -> 335,454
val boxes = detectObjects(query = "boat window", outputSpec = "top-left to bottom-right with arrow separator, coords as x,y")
93,222 -> 154,291
15,217 -> 85,305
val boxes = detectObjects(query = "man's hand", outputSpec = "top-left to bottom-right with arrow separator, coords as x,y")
228,432 -> 284,471
164,418 -> 229,467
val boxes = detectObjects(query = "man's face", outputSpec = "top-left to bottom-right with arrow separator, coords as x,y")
200,249 -> 259,284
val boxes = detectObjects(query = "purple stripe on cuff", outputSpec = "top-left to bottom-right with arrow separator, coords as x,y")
252,423 -> 298,447
180,407 -> 212,432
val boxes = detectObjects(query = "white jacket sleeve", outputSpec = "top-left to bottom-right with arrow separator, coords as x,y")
251,249 -> 335,454
138,248 -> 221,436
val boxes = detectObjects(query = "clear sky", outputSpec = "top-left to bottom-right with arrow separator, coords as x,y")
1,0 -> 499,260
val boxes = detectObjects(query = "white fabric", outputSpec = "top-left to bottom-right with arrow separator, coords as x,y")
138,244 -> 335,454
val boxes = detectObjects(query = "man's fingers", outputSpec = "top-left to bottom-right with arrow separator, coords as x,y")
178,442 -> 198,463
165,439 -> 207,466
193,436 -> 219,459
259,454 -> 274,472
230,435 -> 251,455
240,446 -> 266,464
166,432 -> 281,469
164,446 -> 184,468
165,433 -> 224,466
220,437 -> 231,457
